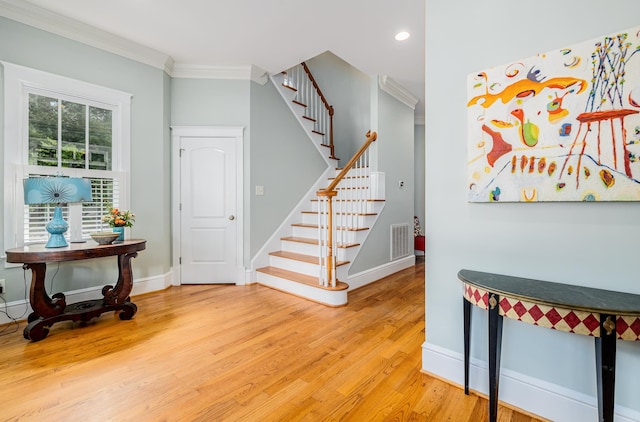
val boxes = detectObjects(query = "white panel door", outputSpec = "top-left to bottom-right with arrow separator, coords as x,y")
180,137 -> 237,284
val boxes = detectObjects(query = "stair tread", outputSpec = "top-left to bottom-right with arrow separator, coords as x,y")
281,236 -> 360,248
282,84 -> 297,92
311,199 -> 385,203
328,176 -> 370,180
256,266 -> 349,291
301,211 -> 378,216
269,250 -> 349,266
291,223 -> 369,232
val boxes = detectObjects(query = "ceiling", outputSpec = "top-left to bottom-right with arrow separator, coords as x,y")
3,0 -> 425,120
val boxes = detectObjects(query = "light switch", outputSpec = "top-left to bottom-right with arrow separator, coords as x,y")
256,185 -> 264,196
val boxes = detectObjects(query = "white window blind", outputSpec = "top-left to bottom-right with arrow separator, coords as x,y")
22,174 -> 121,244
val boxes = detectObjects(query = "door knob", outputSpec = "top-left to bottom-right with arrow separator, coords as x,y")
228,215 -> 235,221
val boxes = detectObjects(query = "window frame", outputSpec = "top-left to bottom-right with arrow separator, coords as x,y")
2,61 -> 132,255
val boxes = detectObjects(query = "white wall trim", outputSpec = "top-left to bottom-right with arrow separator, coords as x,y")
347,255 -> 415,291
378,75 -> 419,110
171,64 -> 268,84
422,342 -> 640,422
0,270 -> 172,326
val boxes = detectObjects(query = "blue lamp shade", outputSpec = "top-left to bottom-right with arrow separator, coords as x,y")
23,177 -> 93,248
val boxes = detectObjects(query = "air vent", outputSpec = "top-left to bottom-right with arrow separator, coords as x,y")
390,223 -> 411,260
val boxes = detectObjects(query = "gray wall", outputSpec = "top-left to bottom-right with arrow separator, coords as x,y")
425,0 -> 640,414
0,17 -> 170,300
248,80 -> 327,257
305,52 -> 371,164
350,86 -> 415,273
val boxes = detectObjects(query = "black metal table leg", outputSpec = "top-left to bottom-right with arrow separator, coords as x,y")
464,297 -> 472,395
488,292 -> 503,422
595,314 -> 617,422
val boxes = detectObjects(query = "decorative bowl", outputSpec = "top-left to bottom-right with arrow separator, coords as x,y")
90,231 -> 120,245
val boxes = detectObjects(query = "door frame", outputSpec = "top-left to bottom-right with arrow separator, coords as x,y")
171,126 -> 244,286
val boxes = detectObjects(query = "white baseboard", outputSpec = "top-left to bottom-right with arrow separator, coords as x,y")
347,255 -> 415,291
422,342 -> 640,422
0,270 -> 172,325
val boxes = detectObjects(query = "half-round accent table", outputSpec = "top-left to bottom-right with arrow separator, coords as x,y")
459,269 -> 640,422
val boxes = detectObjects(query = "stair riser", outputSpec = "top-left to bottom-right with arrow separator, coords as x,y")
269,255 -> 322,277
301,118 -> 315,132
336,168 -> 370,178
310,201 -> 383,214
280,239 -> 354,262
268,256 -> 349,280
301,213 -> 376,227
256,272 -> 348,307
281,239 -> 319,256
291,226 -> 366,244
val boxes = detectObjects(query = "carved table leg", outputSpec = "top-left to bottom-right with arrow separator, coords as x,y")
102,251 -> 138,306
595,314 -> 616,422
463,297 -> 472,395
25,263 -> 66,318
23,262 -> 67,341
488,293 -> 503,422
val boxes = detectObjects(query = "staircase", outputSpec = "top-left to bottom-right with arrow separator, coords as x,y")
254,65 -> 384,307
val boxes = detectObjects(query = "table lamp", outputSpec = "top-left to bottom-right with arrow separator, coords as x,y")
23,177 -> 93,248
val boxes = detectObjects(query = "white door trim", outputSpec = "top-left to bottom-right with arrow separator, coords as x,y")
171,126 -> 244,286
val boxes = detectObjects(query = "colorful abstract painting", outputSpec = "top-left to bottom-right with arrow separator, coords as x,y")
467,26 -> 640,202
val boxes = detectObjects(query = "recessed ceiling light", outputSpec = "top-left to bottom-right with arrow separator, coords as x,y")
395,31 -> 410,41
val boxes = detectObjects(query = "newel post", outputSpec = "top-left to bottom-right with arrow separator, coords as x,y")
317,189 -> 338,286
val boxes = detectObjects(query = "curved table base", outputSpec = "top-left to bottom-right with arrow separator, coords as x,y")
20,250 -> 140,342
24,299 -> 137,341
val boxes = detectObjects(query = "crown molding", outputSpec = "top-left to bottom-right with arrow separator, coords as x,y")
171,64 -> 268,84
0,0 -> 269,82
0,0 -> 171,71
378,75 -> 419,110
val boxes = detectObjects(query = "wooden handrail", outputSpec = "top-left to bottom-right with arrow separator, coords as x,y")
318,131 -> 377,195
301,62 -> 333,114
301,62 -> 335,157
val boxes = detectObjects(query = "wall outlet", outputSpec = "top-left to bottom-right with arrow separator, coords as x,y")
0,279 -> 5,295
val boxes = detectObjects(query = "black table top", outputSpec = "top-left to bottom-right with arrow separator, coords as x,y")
459,269 -> 640,316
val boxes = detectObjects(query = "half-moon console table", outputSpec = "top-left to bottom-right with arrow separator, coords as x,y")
458,269 -> 640,422
6,239 -> 146,341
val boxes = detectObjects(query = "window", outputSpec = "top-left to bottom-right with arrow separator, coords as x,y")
3,62 -> 131,250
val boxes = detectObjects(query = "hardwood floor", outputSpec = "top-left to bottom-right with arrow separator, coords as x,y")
0,258 -> 545,421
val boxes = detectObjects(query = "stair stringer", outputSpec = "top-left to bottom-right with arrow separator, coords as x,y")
270,73 -> 338,167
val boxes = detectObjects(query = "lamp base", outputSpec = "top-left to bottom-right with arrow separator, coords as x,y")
46,233 -> 68,248
45,206 -> 69,248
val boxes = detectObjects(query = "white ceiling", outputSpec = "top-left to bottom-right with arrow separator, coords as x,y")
2,0 -> 425,120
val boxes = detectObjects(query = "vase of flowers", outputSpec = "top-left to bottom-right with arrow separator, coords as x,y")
102,208 -> 135,241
